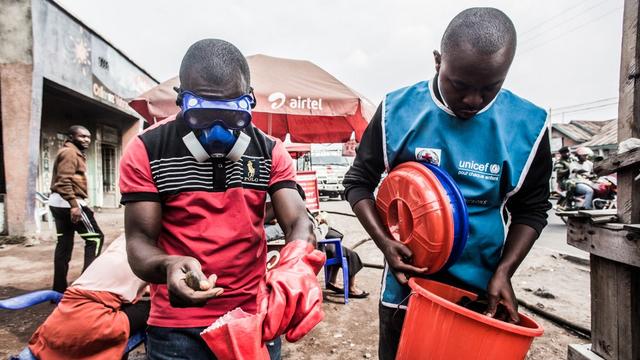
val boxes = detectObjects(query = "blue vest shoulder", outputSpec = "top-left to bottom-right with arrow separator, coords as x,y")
490,88 -> 547,127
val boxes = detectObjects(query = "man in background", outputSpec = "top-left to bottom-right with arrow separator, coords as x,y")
553,146 -> 572,190
28,234 -> 149,360
49,125 -> 104,293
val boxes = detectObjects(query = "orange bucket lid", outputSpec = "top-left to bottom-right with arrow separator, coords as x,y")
376,162 -> 455,273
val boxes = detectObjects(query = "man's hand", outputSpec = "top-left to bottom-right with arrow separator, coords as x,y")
485,224 -> 541,324
485,270 -> 519,323
70,207 -> 82,223
351,199 -> 428,285
379,237 -> 428,285
166,256 -> 223,308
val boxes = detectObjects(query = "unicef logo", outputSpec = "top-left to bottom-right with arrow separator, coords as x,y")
268,92 -> 286,110
489,164 -> 501,174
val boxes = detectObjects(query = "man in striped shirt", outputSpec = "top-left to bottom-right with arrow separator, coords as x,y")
120,39 -> 317,359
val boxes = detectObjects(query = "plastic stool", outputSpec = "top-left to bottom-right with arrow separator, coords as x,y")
318,238 -> 349,304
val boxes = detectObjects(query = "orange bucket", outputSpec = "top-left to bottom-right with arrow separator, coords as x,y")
397,278 -> 543,360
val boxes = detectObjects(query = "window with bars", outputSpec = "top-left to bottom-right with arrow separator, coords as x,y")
102,144 -> 116,193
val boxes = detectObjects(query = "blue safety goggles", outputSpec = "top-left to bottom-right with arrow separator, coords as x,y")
179,90 -> 255,130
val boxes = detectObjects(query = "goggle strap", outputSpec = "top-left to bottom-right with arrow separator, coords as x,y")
182,132 -> 210,162
226,132 -> 250,162
249,87 -> 257,109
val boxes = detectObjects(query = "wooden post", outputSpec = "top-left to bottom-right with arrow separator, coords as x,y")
568,0 -> 640,359
589,256 -> 640,359
617,0 -> 640,224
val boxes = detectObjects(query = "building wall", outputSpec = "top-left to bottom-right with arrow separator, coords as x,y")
551,129 -> 581,149
0,0 -> 156,235
0,0 -> 33,64
0,0 -> 40,235
0,63 -> 39,235
32,0 -> 156,116
38,86 -> 136,208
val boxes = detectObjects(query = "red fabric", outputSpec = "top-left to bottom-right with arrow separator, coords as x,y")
200,240 -> 325,359
127,55 -> 375,143
119,133 -> 296,328
252,112 -> 368,143
201,308 -> 270,360
119,138 -> 158,195
261,240 -> 325,342
28,287 -> 129,360
268,140 -> 296,187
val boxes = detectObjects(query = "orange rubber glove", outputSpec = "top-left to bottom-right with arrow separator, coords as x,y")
261,240 -> 326,342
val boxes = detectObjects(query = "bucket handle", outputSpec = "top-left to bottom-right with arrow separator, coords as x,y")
393,291 -> 417,318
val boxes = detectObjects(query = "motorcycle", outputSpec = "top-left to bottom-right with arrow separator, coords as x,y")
553,173 -> 617,223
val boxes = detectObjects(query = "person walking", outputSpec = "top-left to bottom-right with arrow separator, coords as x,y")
49,125 -> 104,293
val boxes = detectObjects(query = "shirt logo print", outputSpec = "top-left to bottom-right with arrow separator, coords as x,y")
248,161 -> 256,178
415,148 -> 441,166
457,160 -> 501,182
244,160 -> 260,183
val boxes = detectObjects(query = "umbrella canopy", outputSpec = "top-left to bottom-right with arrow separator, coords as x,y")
285,143 -> 311,158
128,54 -> 375,143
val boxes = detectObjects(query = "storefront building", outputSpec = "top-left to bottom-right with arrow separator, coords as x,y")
0,0 -> 157,235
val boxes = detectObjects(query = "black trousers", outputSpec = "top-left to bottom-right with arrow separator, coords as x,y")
379,303 -> 407,360
50,206 -> 104,293
122,300 -> 151,334
324,228 -> 364,279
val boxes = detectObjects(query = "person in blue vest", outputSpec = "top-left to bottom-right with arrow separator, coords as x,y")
343,7 -> 552,360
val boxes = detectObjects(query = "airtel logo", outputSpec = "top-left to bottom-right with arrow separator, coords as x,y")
268,92 -> 323,110
268,92 -> 286,110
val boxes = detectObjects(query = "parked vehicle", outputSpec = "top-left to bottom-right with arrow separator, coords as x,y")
554,174 -> 617,223
312,155 -> 350,199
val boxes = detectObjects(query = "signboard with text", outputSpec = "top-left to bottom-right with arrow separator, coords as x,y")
296,171 -> 320,212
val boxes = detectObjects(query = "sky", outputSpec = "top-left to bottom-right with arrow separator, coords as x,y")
56,0 -> 624,123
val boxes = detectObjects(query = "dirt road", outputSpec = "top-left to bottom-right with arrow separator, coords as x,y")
0,202 -> 589,359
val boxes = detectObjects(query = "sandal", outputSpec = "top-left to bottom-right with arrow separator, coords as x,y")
326,283 -> 344,294
327,283 -> 370,299
349,290 -> 370,299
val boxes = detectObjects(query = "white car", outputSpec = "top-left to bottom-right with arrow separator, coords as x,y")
312,155 -> 350,199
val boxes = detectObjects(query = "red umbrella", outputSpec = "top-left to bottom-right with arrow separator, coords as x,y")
128,54 -> 375,143
284,143 -> 311,159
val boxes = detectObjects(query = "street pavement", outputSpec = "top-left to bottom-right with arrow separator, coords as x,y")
537,208 -> 589,259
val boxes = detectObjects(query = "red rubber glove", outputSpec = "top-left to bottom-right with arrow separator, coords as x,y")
201,308 -> 270,360
200,240 -> 325,359
262,240 -> 326,342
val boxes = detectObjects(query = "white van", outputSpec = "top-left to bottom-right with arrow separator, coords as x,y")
312,155 -> 350,199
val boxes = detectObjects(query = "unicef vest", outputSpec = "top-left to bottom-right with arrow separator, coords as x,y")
380,80 -> 548,308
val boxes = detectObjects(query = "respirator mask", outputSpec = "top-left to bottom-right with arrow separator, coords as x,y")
177,89 -> 256,162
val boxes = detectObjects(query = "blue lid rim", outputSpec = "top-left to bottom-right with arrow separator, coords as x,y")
421,162 -> 469,269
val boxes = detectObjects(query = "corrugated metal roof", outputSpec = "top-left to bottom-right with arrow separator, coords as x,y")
572,119 -> 614,135
552,123 -> 594,142
581,120 -> 617,148
552,119 -> 617,143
